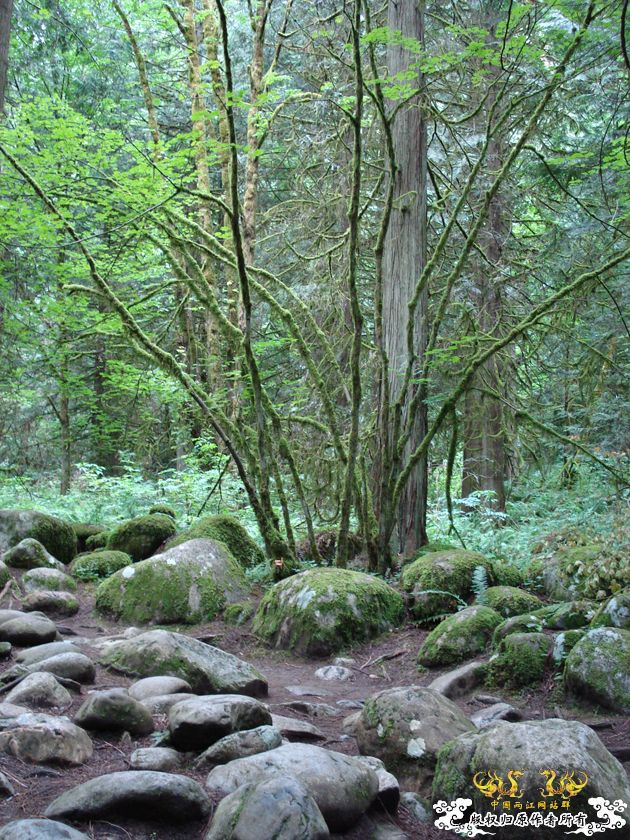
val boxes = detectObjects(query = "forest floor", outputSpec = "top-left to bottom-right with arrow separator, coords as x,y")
1,583 -> 629,839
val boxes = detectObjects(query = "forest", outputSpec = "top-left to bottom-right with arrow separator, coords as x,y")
0,0 -> 628,838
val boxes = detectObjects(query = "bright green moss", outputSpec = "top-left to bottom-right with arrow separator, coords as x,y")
167,514 -> 265,568
487,632 -> 553,689
481,586 -> 542,618
107,514 -> 176,561
418,605 -> 503,667
72,550 -> 132,581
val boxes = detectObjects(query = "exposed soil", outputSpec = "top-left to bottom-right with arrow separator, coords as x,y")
1,580 -> 628,839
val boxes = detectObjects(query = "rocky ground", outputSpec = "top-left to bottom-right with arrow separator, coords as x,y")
0,509 -> 629,839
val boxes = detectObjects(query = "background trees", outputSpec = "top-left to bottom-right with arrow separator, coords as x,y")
0,0 -> 627,570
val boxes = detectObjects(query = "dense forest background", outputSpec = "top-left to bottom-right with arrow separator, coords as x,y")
0,0 -> 628,576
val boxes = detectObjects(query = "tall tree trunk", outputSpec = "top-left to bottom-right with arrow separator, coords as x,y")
0,0 -> 13,114
381,0 -> 428,558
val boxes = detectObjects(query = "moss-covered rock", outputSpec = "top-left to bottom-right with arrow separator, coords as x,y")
401,550 -> 493,623
22,567 -> 77,593
85,531 -> 109,551
488,561 -> 525,587
564,627 -> 630,713
253,568 -> 404,657
590,589 -> 630,630
106,514 -> 176,561
223,602 -> 256,626
0,509 -> 77,564
418,605 -> 502,667
3,538 -> 65,571
492,613 -> 543,646
551,629 -> 585,666
149,504 -> 176,519
71,523 -> 105,554
0,561 -> 9,589
533,599 -> 596,629
167,515 -> 264,569
479,585 -> 542,617
96,538 -> 248,625
412,541 -> 459,558
487,631 -> 553,688
72,550 -> 132,582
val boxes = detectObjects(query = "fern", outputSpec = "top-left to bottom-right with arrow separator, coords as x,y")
471,565 -> 488,603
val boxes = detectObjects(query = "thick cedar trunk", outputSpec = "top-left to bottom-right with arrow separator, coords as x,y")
382,0 -> 428,556
0,0 -> 13,114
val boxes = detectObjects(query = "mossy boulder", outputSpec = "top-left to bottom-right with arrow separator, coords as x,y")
96,538 -> 248,625
488,561 -> 524,587
253,567 -> 404,657
168,515 -> 264,569
85,531 -> 109,551
0,510 -> 77,564
564,627 -> 630,713
3,538 -> 65,571
492,613 -> 544,646
223,602 -> 256,626
479,585 -> 542,617
22,567 -> 77,593
414,541 -> 459,558
551,629 -> 585,666
71,551 -> 132,582
148,504 -> 176,519
418,605 -> 502,667
354,686 -> 474,794
487,631 -> 553,688
432,719 -> 630,839
0,561 -> 9,590
106,514 -> 176,561
400,550 -> 493,623
71,523 -> 105,554
590,589 -> 630,630
533,599 -> 595,629
530,539 -> 626,601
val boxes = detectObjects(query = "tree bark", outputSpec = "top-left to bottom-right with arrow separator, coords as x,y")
0,0 -> 13,114
382,0 -> 428,557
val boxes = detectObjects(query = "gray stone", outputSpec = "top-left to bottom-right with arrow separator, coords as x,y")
356,755 -> 399,812
16,641 -> 80,666
314,665 -> 354,681
400,792 -> 430,824
22,567 -> 76,593
130,746 -> 183,771
280,701 -> 339,717
75,688 -> 154,735
206,743 -> 379,832
433,719 -> 630,840
194,725 -> 282,768
169,694 -> 271,751
25,652 -> 95,684
590,589 -> 630,629
0,701 -> 29,717
0,712 -> 93,765
271,713 -> 326,742
341,711 -> 361,735
99,629 -> 267,697
141,692 -> 197,714
0,770 -> 15,797
0,820 -> 90,840
353,686 -> 475,794
0,613 -> 58,646
0,510 -> 77,564
564,627 -> 630,713
5,672 -> 72,709
22,591 -> 79,617
428,660 -> 486,699
205,775 -> 330,840
45,771 -> 211,823
128,675 -> 192,701
2,538 -> 64,571
469,701 -> 522,728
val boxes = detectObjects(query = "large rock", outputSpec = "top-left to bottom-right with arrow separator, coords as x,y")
168,514 -> 266,568
590,589 -> 630,629
22,567 -> 76,593
253,568 -> 404,657
0,612 -> 58,646
74,688 -> 155,735
417,605 -> 502,667
142,692 -> 197,714
98,629 -> 267,696
353,686 -> 475,793
194,724 -> 282,768
5,672 -> 72,709
564,627 -> 630,713
71,550 -> 131,581
0,510 -> 77,564
71,523 -> 105,553
0,820 -> 90,840
3,539 -> 64,571
45,770 -> 211,823
16,640 -> 80,666
480,585 -> 542,617
206,743 -> 379,832
0,712 -> 93,765
168,694 -> 271,750
22,590 -> 79,617
535,599 -> 596,629
401,550 -> 492,623
106,513 -> 177,561
487,631 -> 553,688
128,674 -> 192,700
130,746 -> 183,771
205,775 -> 329,840
432,718 -> 630,839
95,539 -> 248,625
5,651 -> 96,685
